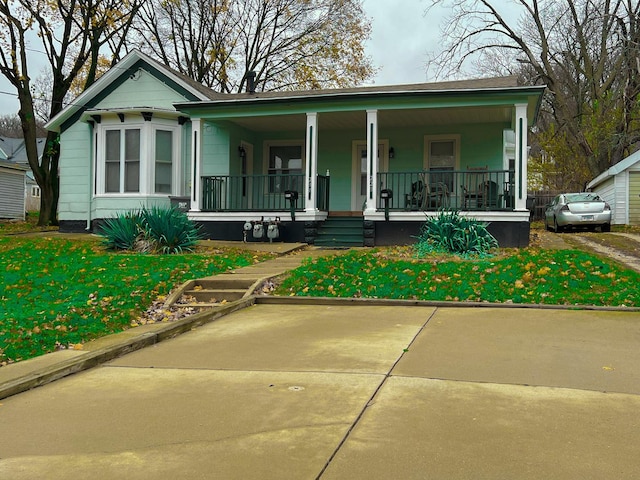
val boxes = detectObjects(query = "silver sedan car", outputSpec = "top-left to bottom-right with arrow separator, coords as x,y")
544,192 -> 611,232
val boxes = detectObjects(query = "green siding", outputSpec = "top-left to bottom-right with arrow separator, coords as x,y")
201,123 -> 231,176
460,123 -> 507,168
58,122 -> 92,221
94,70 -> 189,110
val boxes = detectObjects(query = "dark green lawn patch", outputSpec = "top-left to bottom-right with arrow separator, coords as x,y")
275,248 -> 640,307
0,237 -> 271,364
0,213 -> 58,235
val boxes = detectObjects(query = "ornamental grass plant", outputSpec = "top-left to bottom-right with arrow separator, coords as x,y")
414,210 -> 498,257
99,206 -> 202,254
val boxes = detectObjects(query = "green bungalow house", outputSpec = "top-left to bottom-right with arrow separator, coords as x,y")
46,50 -> 544,247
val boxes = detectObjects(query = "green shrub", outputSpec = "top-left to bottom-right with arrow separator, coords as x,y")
141,205 -> 202,254
99,206 -> 202,254
415,209 -> 498,257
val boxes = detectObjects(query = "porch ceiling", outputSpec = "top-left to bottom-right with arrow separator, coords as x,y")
227,105 -> 514,132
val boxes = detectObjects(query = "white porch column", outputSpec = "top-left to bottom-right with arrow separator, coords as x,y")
365,109 -> 378,214
190,118 -> 202,211
514,103 -> 528,211
305,112 -> 319,212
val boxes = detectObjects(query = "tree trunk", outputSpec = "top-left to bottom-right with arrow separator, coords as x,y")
36,131 -> 61,226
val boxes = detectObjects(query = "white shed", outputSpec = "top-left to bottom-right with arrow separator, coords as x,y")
0,159 -> 27,219
587,150 -> 640,225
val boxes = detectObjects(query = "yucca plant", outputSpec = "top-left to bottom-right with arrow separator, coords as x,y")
140,205 -> 202,254
98,211 -> 144,251
415,209 -> 498,257
99,206 -> 202,254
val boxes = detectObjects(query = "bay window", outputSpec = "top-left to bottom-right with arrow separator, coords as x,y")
96,118 -> 179,196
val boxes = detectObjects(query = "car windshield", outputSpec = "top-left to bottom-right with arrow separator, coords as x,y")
565,193 -> 601,203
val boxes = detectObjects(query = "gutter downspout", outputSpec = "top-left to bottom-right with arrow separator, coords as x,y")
87,122 -> 95,231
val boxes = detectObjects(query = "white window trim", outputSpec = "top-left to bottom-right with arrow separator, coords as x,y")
94,117 -> 181,197
423,134 -> 461,170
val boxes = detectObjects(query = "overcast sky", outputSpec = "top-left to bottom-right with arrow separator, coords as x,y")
362,0 -> 441,86
0,0 -> 467,117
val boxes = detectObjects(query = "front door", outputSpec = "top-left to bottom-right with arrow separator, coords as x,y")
352,141 -> 388,211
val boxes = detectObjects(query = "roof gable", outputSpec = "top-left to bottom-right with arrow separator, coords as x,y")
587,149 -> 640,189
0,136 -> 46,164
45,50 -> 215,132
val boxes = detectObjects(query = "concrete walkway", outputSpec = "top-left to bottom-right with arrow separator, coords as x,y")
1,244 -> 640,478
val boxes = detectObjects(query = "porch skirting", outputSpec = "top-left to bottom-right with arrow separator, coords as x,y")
59,210 -> 531,247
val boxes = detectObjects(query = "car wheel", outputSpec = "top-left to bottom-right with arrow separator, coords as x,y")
554,217 -> 564,233
602,223 -> 611,232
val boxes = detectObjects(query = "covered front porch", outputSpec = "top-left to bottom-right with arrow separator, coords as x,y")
178,80 -> 541,246
196,168 -> 518,214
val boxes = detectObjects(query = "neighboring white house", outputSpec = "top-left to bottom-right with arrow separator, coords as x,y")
587,150 -> 640,225
0,159 -> 27,219
0,136 -> 46,212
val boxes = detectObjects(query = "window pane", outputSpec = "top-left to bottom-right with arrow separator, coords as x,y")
125,129 -> 140,160
105,130 -> 120,192
124,129 -> 140,193
430,141 -> 455,168
125,161 -> 140,193
155,130 -> 173,193
430,141 -> 454,157
106,163 -> 120,193
105,130 -> 120,161
268,145 -> 302,193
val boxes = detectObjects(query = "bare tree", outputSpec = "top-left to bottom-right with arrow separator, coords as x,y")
0,114 -> 47,137
0,0 -> 141,225
134,0 -> 236,89
136,0 -> 375,93
426,0 -> 640,190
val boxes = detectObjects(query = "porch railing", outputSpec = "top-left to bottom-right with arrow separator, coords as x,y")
201,174 -> 330,212
378,170 -> 515,212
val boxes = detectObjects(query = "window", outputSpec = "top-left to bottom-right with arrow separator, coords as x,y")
31,186 -> 40,197
154,130 -> 173,193
104,128 -> 141,193
96,118 -> 179,196
267,143 -> 303,193
424,135 -> 460,191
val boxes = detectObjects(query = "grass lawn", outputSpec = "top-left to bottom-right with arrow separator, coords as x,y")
0,236 -> 272,364
275,247 -> 640,308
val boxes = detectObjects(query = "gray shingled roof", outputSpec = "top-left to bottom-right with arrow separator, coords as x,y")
0,136 -> 46,165
180,75 -> 523,103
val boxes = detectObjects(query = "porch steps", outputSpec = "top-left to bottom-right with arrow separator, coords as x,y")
314,216 -> 364,247
173,276 -> 261,307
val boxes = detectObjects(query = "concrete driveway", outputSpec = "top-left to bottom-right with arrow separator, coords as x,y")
1,303 -> 639,479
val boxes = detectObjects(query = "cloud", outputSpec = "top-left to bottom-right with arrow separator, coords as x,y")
362,0 -> 448,85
